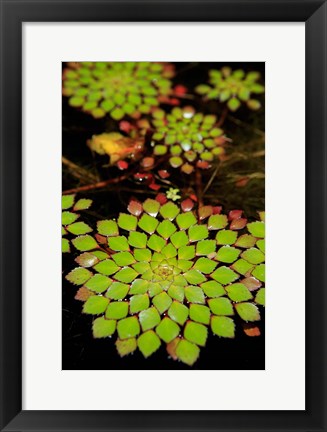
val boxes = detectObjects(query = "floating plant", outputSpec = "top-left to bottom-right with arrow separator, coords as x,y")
62,195 -> 93,253
62,62 -> 176,120
139,106 -> 228,174
195,67 -> 265,111
65,195 -> 265,366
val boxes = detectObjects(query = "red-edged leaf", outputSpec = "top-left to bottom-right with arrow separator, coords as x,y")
181,198 -> 194,212
128,199 -> 143,216
230,218 -> 247,230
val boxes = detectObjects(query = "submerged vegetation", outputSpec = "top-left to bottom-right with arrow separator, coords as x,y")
62,62 -> 265,368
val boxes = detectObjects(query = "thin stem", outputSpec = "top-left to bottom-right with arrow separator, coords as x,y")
62,173 -> 132,194
217,106 -> 229,127
62,157 -> 97,183
203,163 -> 220,195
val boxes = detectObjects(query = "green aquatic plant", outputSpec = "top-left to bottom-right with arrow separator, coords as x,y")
62,62 -> 175,120
195,67 -> 264,111
62,195 -> 93,253
139,106 -> 227,174
65,195 -> 265,366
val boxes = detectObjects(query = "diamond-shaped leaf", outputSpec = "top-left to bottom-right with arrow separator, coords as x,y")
138,330 -> 161,357
139,307 -> 161,331
235,302 -> 261,321
247,221 -> 265,238
128,231 -> 147,249
189,304 -> 210,324
73,198 -> 92,211
72,235 -> 98,251
255,288 -> 265,306
162,244 -> 177,258
62,194 -> 75,210
225,283 -> 253,302
159,202 -> 180,220
108,236 -> 130,251
178,245 -> 195,260
83,295 -> 109,314
196,240 -> 216,256
211,316 -> 235,338
147,234 -> 166,252
129,279 -> 149,295
62,238 -> 70,253
114,267 -> 139,283
106,282 -> 130,300
75,252 -> 99,268
170,231 -> 189,248
156,317 -> 180,343
167,284 -> 185,302
143,199 -> 160,216
188,225 -> 209,242
200,280 -> 225,298
105,301 -> 129,319
231,258 -> 254,275
208,214 -> 228,230
85,274 -> 112,293
66,267 -> 92,285
235,234 -> 257,248
67,221 -> 92,235
175,339 -> 199,366
183,269 -> 206,284
129,294 -> 150,314
116,338 -> 137,356
184,286 -> 205,304
252,264 -> 265,282
112,251 -> 136,266
118,213 -> 138,231
156,220 -> 177,239
134,248 -> 151,262
211,266 -> 239,284
216,246 -> 240,263
138,214 -> 159,234
193,257 -> 217,274
97,220 -> 119,237
241,248 -> 265,264
176,212 -> 197,229
117,316 -> 140,339
93,259 -> 120,276
208,297 -> 234,316
92,317 -> 116,338
62,211 -> 79,226
256,239 -> 265,253
216,230 -> 238,245
152,291 -> 172,313
184,321 -> 207,346
168,301 -> 189,325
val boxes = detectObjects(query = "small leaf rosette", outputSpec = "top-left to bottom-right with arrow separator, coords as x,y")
143,106 -> 227,174
62,195 -> 93,253
62,62 -> 175,120
195,67 -> 265,111
65,196 -> 265,366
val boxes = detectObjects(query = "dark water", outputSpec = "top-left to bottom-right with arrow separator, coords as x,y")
62,62 -> 265,370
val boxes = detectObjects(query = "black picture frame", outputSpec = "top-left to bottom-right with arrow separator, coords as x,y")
0,0 -> 326,431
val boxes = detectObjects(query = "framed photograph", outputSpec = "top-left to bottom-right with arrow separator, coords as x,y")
0,0 -> 326,431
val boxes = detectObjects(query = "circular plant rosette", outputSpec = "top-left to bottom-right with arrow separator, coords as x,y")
62,62 -> 175,120
195,67 -> 265,111
64,194 -> 265,366
137,106 -> 228,174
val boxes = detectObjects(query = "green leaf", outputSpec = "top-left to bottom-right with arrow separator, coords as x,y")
132,262 -> 150,274
159,202 -> 180,220
134,248 -> 151,262
112,251 -> 136,266
85,274 -> 112,293
156,317 -> 180,343
168,301 -> 189,325
189,304 -> 211,324
170,231 -> 189,248
111,107 -> 125,120
108,236 -> 130,251
183,269 -> 206,284
116,338 -> 137,357
247,221 -> 265,238
143,198 -> 160,216
97,220 -> 119,236
138,330 -> 161,357
167,284 -> 185,302
73,198 -> 92,211
75,252 -> 99,268
184,286 -> 205,304
62,211 -> 79,226
211,266 -> 239,284
91,250 -> 109,260
178,245 -> 195,260
241,248 -> 265,264
117,316 -> 140,339
196,240 -> 216,256
129,279 -> 149,295
255,288 -> 265,306
139,307 -> 161,331
62,194 -> 75,210
105,301 -> 129,319
216,246 -> 240,263
128,231 -> 147,249
114,267 -> 138,283
235,302 -> 261,322
138,214 -> 159,234
208,297 -> 234,316
176,212 -> 197,230
175,339 -> 200,366
92,317 -> 116,338
129,294 -> 150,314
66,221 -> 92,235
66,267 -> 92,285
193,257 -> 217,274
208,214 -> 228,230
256,239 -> 265,253
200,280 -> 225,298
227,97 -> 241,111
148,282 -> 163,297
235,234 -> 257,248
62,238 -> 70,253
252,264 -> 265,282
118,213 -> 138,231
152,292 -> 172,313
184,321 -> 207,346
231,258 -> 254,276
216,230 -> 238,245
169,156 -> 183,168
72,235 -> 98,251
106,282 -> 130,300
162,244 -> 177,259
147,234 -> 166,252
83,295 -> 109,314
188,224 -> 209,242
93,259 -> 120,276
177,259 -> 192,272
226,283 -> 252,302
211,316 -> 235,338
156,220 -> 177,239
